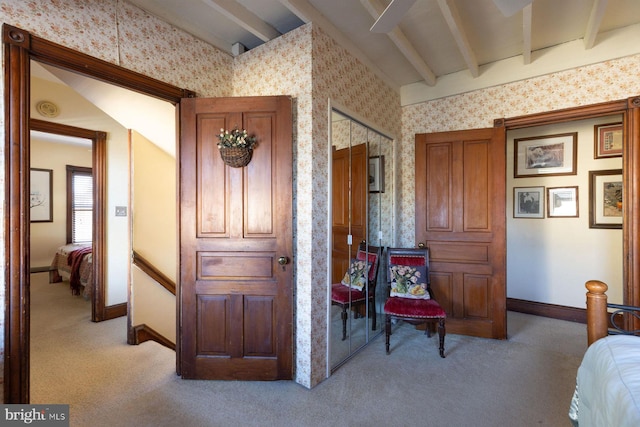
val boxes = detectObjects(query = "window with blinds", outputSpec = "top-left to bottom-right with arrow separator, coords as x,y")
66,166 -> 93,243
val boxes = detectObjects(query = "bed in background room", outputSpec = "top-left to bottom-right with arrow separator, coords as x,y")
569,280 -> 640,427
49,242 -> 93,299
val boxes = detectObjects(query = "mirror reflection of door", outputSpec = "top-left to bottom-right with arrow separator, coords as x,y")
330,109 -> 393,370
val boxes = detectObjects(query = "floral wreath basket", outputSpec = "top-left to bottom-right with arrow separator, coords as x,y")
217,128 -> 257,168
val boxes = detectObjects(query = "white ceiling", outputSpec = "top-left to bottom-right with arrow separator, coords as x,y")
32,62 -> 176,155
127,0 -> 640,100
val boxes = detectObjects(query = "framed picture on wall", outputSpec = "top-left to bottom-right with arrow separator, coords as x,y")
30,168 -> 53,222
513,186 -> 545,218
589,169 -> 622,229
369,156 -> 385,193
514,132 -> 578,178
547,186 -> 579,218
594,122 -> 623,158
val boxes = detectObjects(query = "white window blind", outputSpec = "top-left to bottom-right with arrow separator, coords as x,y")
72,172 -> 93,243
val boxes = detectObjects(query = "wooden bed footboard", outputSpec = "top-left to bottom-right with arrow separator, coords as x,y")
585,280 -> 609,345
586,280 -> 640,345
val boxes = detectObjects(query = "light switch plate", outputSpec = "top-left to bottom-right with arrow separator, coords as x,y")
115,206 -> 127,217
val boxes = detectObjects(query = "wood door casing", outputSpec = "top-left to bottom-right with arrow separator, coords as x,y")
415,128 -> 506,339
179,96 -> 293,380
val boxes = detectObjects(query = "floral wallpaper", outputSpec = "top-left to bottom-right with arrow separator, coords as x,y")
1,0 -> 640,399
234,23 -> 401,387
398,55 -> 640,246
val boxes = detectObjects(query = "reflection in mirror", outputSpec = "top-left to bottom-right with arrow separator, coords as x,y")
330,109 -> 394,371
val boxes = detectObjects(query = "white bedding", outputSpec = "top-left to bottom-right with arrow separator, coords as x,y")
570,335 -> 640,427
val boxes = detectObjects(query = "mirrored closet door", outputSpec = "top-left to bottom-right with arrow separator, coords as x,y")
330,109 -> 394,371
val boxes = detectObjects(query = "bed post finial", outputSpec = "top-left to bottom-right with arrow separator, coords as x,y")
586,280 -> 608,346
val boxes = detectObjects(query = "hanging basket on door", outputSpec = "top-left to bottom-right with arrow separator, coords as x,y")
219,146 -> 253,168
217,127 -> 257,168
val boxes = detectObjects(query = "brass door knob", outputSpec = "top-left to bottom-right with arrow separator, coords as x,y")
278,256 -> 289,266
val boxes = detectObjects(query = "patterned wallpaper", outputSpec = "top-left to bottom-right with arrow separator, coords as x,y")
1,0 -> 640,398
0,0 -> 233,97
234,23 -> 402,387
398,55 -> 640,246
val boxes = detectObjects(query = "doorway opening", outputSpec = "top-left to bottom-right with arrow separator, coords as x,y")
4,24 -> 192,403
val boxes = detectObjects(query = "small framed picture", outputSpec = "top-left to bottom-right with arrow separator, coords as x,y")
514,132 -> 577,178
513,186 -> 544,218
30,168 -> 53,222
369,156 -> 385,193
547,186 -> 579,218
594,122 -> 623,158
589,169 -> 622,229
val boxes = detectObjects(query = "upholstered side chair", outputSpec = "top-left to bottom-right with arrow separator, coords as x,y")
331,242 -> 383,340
383,247 -> 446,358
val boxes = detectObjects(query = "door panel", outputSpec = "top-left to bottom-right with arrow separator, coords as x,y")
332,147 -> 350,283
415,128 -> 506,339
180,96 -> 293,380
331,143 -> 368,283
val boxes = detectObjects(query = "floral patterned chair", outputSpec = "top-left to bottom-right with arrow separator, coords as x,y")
384,247 -> 446,358
331,242 -> 383,341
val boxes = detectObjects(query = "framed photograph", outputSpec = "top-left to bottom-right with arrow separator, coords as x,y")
30,168 -> 53,222
513,186 -> 545,218
547,186 -> 578,218
594,122 -> 623,158
514,132 -> 577,178
589,169 -> 622,229
369,155 -> 385,193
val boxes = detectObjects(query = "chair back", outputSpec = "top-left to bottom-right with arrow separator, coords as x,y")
386,247 -> 431,296
356,242 -> 382,293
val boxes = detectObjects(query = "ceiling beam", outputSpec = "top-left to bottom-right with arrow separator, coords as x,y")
202,0 -> 281,42
362,0 -> 436,86
522,4 -> 532,64
369,0 -> 417,33
584,0 -> 609,49
436,0 -> 479,77
279,0 -> 400,91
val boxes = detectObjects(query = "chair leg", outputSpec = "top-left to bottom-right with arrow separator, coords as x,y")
341,308 -> 348,340
385,314 -> 392,354
371,300 -> 377,332
438,317 -> 446,358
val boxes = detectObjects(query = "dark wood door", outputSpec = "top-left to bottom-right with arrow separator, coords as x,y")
415,127 -> 506,339
332,143 -> 368,283
179,96 -> 293,380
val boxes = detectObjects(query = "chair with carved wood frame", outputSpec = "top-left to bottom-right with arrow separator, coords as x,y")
384,247 -> 446,358
331,242 -> 383,341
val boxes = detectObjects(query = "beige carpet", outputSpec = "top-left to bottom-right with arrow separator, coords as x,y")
30,273 -> 587,426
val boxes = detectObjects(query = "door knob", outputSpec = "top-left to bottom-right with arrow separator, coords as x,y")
278,256 -> 289,266
418,242 -> 426,248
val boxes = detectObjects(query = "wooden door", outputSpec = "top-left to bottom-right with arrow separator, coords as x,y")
415,127 -> 506,339
332,146 -> 350,283
179,96 -> 293,380
331,143 -> 368,283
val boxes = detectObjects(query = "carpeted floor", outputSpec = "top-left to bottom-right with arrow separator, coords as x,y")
30,273 -> 587,426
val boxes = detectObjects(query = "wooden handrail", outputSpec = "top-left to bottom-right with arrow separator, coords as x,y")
132,251 -> 176,295
585,280 -> 608,345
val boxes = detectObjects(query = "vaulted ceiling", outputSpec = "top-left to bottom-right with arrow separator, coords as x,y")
127,0 -> 640,103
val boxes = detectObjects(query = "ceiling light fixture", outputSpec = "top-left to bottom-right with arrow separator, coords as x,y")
35,100 -> 60,118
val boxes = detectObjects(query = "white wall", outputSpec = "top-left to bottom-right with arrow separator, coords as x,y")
507,115 -> 624,307
105,126 -> 130,305
130,130 -> 176,342
30,138 -> 93,267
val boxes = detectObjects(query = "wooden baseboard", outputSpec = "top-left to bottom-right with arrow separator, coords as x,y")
131,324 -> 175,351
30,265 -> 56,273
103,302 -> 127,320
507,298 -> 586,324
